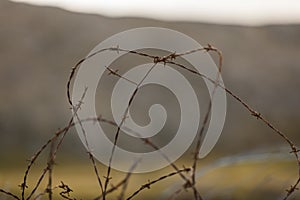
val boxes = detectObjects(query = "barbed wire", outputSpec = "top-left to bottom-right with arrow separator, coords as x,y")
0,44 -> 298,200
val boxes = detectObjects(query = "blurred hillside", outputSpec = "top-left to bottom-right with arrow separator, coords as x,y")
0,0 -> 299,161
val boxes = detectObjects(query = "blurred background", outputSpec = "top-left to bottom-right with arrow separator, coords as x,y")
0,0 -> 300,199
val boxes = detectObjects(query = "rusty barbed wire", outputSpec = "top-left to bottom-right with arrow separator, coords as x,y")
0,44 -> 299,200
126,167 -> 191,200
66,44 -> 299,199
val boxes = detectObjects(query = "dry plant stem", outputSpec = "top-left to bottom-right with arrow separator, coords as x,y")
63,44 -> 297,200
126,168 -> 191,200
103,63 -> 158,198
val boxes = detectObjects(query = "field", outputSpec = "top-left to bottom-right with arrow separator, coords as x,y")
1,154 -> 299,199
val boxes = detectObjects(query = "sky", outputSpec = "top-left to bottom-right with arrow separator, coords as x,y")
11,0 -> 300,26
